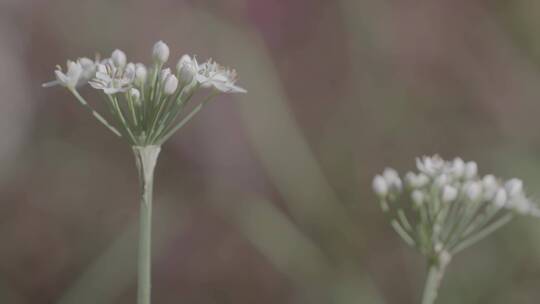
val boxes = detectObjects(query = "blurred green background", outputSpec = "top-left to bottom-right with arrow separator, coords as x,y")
2,0 -> 540,303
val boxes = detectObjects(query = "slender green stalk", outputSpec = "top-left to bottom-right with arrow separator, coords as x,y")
133,145 -> 161,304
421,258 -> 449,304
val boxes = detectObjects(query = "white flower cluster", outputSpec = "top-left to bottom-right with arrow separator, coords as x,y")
373,155 -> 538,260
44,41 -> 245,95
43,41 -> 246,146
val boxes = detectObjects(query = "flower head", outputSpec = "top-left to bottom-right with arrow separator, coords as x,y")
43,40 -> 246,146
373,155 -> 539,261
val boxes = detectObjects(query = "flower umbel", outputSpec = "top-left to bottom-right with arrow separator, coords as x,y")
43,40 -> 246,146
373,155 -> 539,304
374,155 -> 538,258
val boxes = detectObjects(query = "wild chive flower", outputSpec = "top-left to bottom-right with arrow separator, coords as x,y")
89,61 -> 135,94
43,40 -> 246,146
152,40 -> 170,64
196,59 -> 247,93
373,155 -> 539,304
43,40 -> 246,304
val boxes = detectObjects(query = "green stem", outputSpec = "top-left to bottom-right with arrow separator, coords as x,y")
133,145 -> 161,304
421,257 -> 449,304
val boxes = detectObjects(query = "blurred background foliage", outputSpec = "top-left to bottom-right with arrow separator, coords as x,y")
2,0 -> 540,303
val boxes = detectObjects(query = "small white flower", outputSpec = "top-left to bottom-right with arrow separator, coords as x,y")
493,188 -> 507,207
43,57 -> 101,89
53,60 -> 83,89
196,59 -> 247,93
442,185 -> 458,203
464,161 -> 478,179
160,68 -> 172,83
465,182 -> 482,201
111,49 -> 127,67
405,172 -> 429,188
411,190 -> 424,207
508,196 -> 533,215
129,87 -> 140,100
89,62 -> 134,94
382,168 -> 402,192
505,178 -> 523,198
451,158 -> 465,178
434,174 -> 450,188
416,155 -> 445,176
162,74 -> 178,95
135,63 -> 148,86
482,175 -> 498,200
373,175 -> 388,197
152,40 -> 170,64
78,57 -> 99,84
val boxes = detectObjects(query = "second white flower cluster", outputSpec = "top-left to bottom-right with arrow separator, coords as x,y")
372,155 -> 539,261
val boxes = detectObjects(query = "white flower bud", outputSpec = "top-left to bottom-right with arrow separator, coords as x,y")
434,242 -> 444,253
505,178 -> 523,197
494,188 -> 507,207
482,175 -> 498,200
435,174 -> 450,188
416,174 -> 429,187
411,190 -> 424,207
162,75 -> 178,95
405,172 -> 416,187
512,197 -> 532,214
176,54 -> 191,72
124,63 -> 136,79
129,87 -> 140,100
160,68 -> 171,83
442,185 -> 458,203
78,57 -> 94,68
176,54 -> 197,84
111,49 -> 127,67
383,168 -> 402,191
464,161 -> 478,179
152,40 -> 170,64
451,158 -> 465,177
373,175 -> 388,197
417,155 -> 444,176
383,168 -> 398,181
135,63 -> 147,85
466,182 -> 482,201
